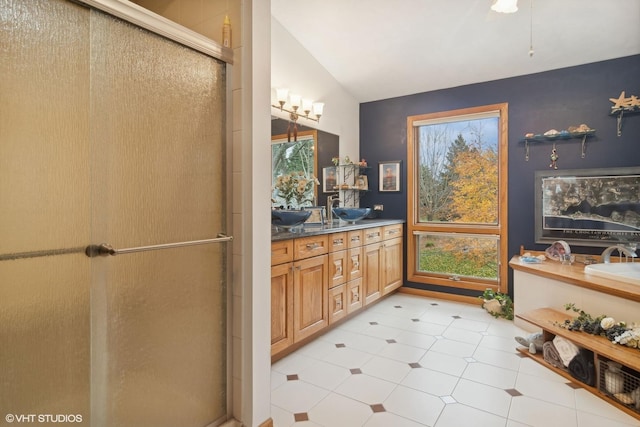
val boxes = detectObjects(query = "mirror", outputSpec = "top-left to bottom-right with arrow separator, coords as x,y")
271,119 -> 339,209
271,130 -> 318,208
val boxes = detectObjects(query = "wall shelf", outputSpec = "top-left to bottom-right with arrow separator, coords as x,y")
520,130 -> 596,162
330,164 -> 370,206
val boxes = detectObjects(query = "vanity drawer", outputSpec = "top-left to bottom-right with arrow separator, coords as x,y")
271,240 -> 293,266
363,227 -> 382,245
383,224 -> 403,240
329,232 -> 348,252
347,230 -> 363,248
294,235 -> 329,260
328,250 -> 347,288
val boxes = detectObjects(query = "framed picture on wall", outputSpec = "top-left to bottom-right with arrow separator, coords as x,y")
534,167 -> 640,247
379,161 -> 401,192
323,166 -> 338,192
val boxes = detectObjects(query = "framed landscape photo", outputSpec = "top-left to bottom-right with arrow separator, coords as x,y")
534,167 -> 640,247
379,161 -> 401,192
303,206 -> 325,225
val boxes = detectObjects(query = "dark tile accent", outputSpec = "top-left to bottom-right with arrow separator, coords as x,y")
452,315 -> 462,319
431,303 -> 439,306
294,413 -> 309,422
386,339 -> 397,344
370,404 -> 385,413
566,382 -> 582,389
409,362 -> 422,368
411,318 -> 420,322
505,388 -> 523,397
350,368 -> 362,374
335,343 -> 346,348
369,321 -> 378,325
394,305 -> 402,308
286,374 -> 299,381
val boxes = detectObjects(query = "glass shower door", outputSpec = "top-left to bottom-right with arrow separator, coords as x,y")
1,1 -> 229,426
88,9 -> 228,427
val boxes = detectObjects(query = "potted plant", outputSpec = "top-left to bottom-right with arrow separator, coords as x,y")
480,288 -> 514,320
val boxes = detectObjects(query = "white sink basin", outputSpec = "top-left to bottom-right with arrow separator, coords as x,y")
584,263 -> 640,286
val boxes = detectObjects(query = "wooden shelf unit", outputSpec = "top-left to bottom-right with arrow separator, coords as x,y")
517,308 -> 640,421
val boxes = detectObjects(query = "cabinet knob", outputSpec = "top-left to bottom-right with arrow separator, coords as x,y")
306,242 -> 320,250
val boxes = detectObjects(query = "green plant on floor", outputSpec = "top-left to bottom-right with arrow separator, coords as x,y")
479,288 -> 514,320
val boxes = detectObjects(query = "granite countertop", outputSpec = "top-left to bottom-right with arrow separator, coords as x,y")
271,218 -> 405,242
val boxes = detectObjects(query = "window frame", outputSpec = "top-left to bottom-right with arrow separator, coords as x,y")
406,103 -> 509,293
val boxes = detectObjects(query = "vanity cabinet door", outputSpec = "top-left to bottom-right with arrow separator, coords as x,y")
363,241 -> 382,305
293,255 -> 329,342
271,263 -> 293,356
382,237 -> 403,295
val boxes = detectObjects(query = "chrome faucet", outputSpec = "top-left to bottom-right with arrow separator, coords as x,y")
326,194 -> 341,222
601,244 -> 637,263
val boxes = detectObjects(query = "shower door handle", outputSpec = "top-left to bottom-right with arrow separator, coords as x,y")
85,233 -> 233,257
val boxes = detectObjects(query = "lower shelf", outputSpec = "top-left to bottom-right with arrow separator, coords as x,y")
518,347 -> 640,420
517,308 -> 640,420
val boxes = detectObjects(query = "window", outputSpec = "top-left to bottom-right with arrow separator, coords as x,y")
407,104 -> 508,293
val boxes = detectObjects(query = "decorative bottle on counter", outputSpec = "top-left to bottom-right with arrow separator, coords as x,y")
222,15 -> 231,48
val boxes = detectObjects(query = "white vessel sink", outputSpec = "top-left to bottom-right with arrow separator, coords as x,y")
584,263 -> 640,286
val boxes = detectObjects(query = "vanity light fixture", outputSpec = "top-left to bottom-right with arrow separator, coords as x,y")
272,88 -> 324,141
491,0 -> 518,13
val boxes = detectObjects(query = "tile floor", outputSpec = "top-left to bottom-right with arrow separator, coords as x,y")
270,293 -> 640,427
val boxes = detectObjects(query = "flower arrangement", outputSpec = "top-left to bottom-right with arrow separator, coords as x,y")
273,171 -> 319,208
559,303 -> 640,350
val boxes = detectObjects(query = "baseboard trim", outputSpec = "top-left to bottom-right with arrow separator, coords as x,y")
399,287 -> 482,306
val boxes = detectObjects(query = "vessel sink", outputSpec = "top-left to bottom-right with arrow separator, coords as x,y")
332,207 -> 372,224
271,209 -> 311,230
584,263 -> 640,286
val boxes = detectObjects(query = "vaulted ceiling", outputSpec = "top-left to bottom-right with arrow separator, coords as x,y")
271,0 -> 640,103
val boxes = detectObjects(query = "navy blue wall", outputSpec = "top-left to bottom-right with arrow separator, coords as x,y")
359,54 -> 640,296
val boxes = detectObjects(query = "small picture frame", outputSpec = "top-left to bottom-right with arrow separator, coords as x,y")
323,166 -> 338,193
379,160 -> 401,192
303,206 -> 325,225
356,175 -> 368,190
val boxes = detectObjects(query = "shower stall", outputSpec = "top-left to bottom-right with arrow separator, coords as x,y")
0,0 -> 231,425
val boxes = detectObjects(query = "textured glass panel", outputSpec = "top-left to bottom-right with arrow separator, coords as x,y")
90,10 -> 227,426
0,0 -> 91,420
416,233 -> 499,281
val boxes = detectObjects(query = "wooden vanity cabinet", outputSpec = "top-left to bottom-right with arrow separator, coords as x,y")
271,222 -> 403,358
270,236 -> 329,356
270,241 -> 294,355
